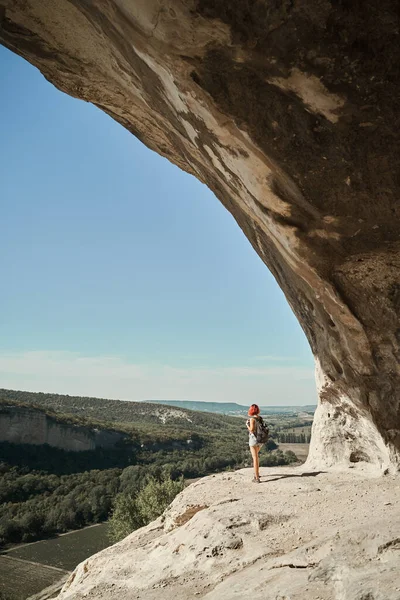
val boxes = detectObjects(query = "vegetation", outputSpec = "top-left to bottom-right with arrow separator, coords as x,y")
0,440 -> 139,475
274,422 -> 313,444
0,436 -> 296,548
108,476 -> 185,542
0,433 -> 295,548
0,463 -> 119,545
275,431 -> 312,443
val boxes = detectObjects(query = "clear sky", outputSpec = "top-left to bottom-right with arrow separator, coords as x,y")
0,46 -> 316,405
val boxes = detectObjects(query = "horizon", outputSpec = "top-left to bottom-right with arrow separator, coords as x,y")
2,387 -> 316,408
1,46 -> 316,406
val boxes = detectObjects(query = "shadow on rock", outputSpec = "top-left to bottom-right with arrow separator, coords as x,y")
260,471 -> 326,483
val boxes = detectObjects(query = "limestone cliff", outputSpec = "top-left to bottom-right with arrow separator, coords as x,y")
0,405 -> 124,451
1,1 -> 400,470
58,467 -> 400,600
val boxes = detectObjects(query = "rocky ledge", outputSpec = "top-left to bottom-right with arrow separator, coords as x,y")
59,467 -> 400,600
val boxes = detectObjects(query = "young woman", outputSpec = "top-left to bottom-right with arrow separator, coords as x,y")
246,404 -> 264,483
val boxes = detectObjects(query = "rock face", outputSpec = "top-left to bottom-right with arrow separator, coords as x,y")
58,467 -> 400,599
1,1 -> 400,470
0,405 -> 124,451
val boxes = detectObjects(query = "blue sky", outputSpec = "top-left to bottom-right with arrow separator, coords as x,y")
0,46 -> 315,405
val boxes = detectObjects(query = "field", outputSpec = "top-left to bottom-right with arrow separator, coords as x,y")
0,524 -> 110,600
278,443 -> 310,462
0,555 -> 67,600
3,523 -> 110,572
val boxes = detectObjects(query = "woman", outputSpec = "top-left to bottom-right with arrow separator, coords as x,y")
246,404 -> 264,483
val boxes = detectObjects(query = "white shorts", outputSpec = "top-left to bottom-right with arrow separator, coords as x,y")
249,433 -> 263,448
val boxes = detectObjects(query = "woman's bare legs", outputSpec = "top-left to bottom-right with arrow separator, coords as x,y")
250,445 -> 260,480
256,446 -> 261,480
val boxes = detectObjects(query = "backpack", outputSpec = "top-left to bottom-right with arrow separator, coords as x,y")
255,416 -> 269,444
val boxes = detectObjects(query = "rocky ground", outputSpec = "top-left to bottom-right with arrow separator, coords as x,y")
58,466 -> 400,600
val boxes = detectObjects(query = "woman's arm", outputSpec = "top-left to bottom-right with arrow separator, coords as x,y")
246,418 -> 256,433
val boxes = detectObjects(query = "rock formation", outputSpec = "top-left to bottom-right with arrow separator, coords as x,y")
0,404 -> 124,451
58,468 -> 400,599
1,1 -> 400,470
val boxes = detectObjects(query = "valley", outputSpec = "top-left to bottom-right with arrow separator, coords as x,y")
0,389 -> 310,599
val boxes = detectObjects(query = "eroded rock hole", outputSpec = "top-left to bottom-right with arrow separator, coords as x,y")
190,70 -> 201,86
349,451 -> 370,463
331,356 -> 343,376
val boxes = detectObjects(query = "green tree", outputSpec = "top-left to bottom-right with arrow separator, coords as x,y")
19,510 -> 45,542
136,476 -> 184,523
107,492 -> 143,543
108,476 -> 184,543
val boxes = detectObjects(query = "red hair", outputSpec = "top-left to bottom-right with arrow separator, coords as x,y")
248,404 -> 260,416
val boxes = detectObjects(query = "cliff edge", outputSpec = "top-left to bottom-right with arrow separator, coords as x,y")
59,467 -> 400,600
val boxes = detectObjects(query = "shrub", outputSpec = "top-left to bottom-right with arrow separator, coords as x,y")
283,450 -> 298,463
107,492 -> 143,543
108,476 -> 184,543
136,476 -> 184,524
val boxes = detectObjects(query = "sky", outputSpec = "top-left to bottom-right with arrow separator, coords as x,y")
0,46 -> 316,405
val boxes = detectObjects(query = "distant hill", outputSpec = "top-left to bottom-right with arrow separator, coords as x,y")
0,390 -> 315,430
148,400 -> 247,415
0,389 -> 245,442
148,400 -> 316,416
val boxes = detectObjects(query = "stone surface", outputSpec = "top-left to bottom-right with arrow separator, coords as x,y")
58,467 -> 400,599
1,1 -> 400,469
0,405 -> 124,451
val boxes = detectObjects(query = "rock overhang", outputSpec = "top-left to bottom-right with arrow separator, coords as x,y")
1,0 -> 400,470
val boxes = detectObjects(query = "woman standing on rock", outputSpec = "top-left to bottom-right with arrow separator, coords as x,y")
246,404 -> 269,483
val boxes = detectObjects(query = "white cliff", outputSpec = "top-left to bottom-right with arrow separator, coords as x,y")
0,405 -> 123,451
